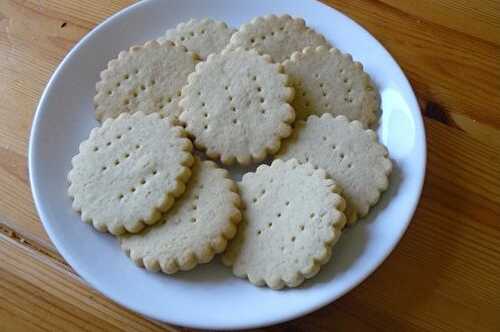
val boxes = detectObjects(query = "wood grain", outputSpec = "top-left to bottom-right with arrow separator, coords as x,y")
0,0 -> 499,331
0,233 -> 175,332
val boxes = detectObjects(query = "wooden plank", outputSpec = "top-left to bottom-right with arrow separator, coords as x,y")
322,0 -> 500,139
0,233 -> 177,332
379,0 -> 500,45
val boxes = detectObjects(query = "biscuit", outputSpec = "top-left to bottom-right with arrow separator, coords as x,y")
179,48 -> 295,165
94,40 -> 198,122
158,18 -> 236,59
68,112 -> 194,234
278,114 -> 392,224
283,46 -> 379,127
120,158 -> 241,274
223,159 -> 346,289
227,14 -> 330,62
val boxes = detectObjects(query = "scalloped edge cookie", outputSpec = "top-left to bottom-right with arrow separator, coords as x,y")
68,112 -> 194,235
278,114 -> 392,224
179,47 -> 295,165
120,157 -> 241,274
94,40 -> 198,122
283,46 -> 380,126
226,14 -> 331,62
223,158 -> 346,289
158,18 -> 236,59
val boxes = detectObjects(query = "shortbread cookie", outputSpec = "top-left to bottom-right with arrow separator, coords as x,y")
179,48 -> 295,165
120,158 -> 241,274
226,14 -> 330,62
158,18 -> 236,59
94,40 -> 198,122
283,46 -> 379,126
223,159 -> 346,289
278,114 -> 392,224
68,112 -> 194,235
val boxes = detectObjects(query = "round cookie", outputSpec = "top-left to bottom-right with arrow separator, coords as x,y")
223,159 -> 346,289
179,48 -> 295,165
68,112 -> 194,235
94,40 -> 198,122
283,46 -> 380,127
226,14 -> 330,63
158,18 -> 236,59
278,114 -> 392,224
120,158 -> 241,274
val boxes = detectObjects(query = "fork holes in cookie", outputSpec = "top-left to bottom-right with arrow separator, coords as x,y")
93,147 -> 99,152
310,213 -> 315,218
101,166 -> 107,171
130,187 -> 136,193
124,153 -> 130,158
347,163 -> 352,168
106,142 -> 112,146
114,160 -> 120,166
260,97 -> 265,103
277,213 -> 281,218
257,230 -> 262,235
260,110 -> 266,114
257,87 -> 262,92
152,170 -> 158,175
124,74 -> 129,80
118,194 -> 124,200
191,217 -> 197,223
107,90 -> 112,95
203,112 -> 208,118
299,225 -> 304,231
116,134 -> 122,139
250,38 -> 255,43
140,85 -> 146,91
135,144 -> 140,149
252,76 -> 257,81
124,99 -> 130,105
232,119 -> 237,124
140,179 -> 146,185
291,236 -> 296,242
201,102 -> 206,107
285,201 -> 290,206
252,198 -> 257,203
340,153 -> 345,159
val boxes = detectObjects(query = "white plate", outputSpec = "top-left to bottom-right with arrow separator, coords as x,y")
29,0 -> 426,329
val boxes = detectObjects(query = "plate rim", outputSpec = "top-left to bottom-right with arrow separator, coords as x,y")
28,0 -> 427,329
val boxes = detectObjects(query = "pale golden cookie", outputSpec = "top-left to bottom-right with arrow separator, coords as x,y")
94,40 -> 198,122
227,14 -> 331,62
68,112 -> 194,235
283,46 -> 380,126
120,158 -> 241,274
223,159 -> 346,289
179,48 -> 295,165
158,18 -> 236,59
278,114 -> 392,224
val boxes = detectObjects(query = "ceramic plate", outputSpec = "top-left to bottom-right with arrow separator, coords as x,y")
29,0 -> 426,329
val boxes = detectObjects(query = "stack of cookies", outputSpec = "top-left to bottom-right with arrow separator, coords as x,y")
68,15 -> 392,289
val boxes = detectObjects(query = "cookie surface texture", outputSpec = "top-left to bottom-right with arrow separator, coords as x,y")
94,40 -> 198,122
278,114 -> 392,224
223,159 -> 346,289
179,48 -> 295,165
227,14 -> 331,63
158,18 -> 236,59
120,158 -> 241,274
283,46 -> 380,126
68,112 -> 194,235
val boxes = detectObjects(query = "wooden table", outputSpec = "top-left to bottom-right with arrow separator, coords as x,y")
1,1 -> 499,331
